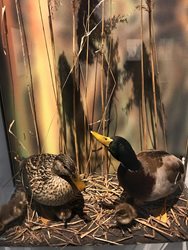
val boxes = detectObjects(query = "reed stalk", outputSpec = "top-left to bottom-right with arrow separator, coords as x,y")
72,0 -> 80,171
47,0 -> 64,152
105,0 -> 112,136
103,0 -> 113,174
15,0 -> 41,154
161,100 -> 167,150
83,0 -> 91,174
147,0 -> 158,149
184,138 -> 188,175
1,3 -> 16,156
39,0 -> 62,152
85,0 -> 90,91
140,0 -> 147,150
150,1 -> 167,150
38,0 -> 57,102
138,106 -> 143,150
100,0 -> 108,176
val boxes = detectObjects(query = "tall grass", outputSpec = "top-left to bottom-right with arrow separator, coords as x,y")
15,0 -> 41,154
140,0 -> 147,150
6,0 -> 167,176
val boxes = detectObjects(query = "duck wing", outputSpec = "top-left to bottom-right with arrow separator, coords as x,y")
137,150 -> 185,184
137,150 -> 169,174
137,150 -> 185,201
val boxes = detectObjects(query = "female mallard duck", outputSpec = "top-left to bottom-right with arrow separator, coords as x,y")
91,131 -> 185,204
20,153 -> 86,207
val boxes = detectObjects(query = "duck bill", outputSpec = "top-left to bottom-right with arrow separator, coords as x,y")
90,131 -> 113,147
72,174 -> 86,191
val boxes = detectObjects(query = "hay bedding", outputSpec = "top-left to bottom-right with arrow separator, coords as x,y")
0,174 -> 187,247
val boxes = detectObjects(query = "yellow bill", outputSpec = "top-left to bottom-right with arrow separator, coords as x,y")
90,131 -> 113,147
73,174 -> 86,191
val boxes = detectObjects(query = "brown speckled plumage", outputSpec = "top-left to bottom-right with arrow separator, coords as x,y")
20,154 -> 81,206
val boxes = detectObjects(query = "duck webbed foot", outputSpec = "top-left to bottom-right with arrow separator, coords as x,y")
38,216 -> 51,225
152,198 -> 168,223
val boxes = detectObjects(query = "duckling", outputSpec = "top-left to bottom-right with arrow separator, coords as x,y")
0,191 -> 27,232
99,201 -> 137,226
54,192 -> 91,227
91,131 -> 185,204
115,203 -> 137,225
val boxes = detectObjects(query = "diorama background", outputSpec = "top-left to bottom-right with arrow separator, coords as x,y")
0,0 -> 187,248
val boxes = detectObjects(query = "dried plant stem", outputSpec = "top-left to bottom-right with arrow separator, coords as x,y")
83,0 -> 91,174
150,5 -> 167,149
85,0 -> 90,89
8,120 -> 29,154
140,0 -> 147,150
85,55 -> 99,174
101,1 -> 108,176
105,0 -> 112,135
47,0 -> 64,152
27,86 -> 41,154
138,105 -> 143,150
61,20 -> 101,91
161,103 -> 167,151
1,4 -> 16,121
72,0 -> 80,171
102,0 -> 114,175
184,138 -> 188,174
148,1 -> 158,149
15,0 -> 41,153
135,218 -> 172,238
39,0 -> 64,152
2,175 -> 188,245
38,0 -> 57,101
93,236 -> 121,245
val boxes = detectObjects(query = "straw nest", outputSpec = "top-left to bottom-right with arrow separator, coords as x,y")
0,174 -> 187,247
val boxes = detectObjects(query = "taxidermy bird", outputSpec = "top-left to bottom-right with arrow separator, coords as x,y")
20,153 -> 88,223
99,200 -> 137,225
114,202 -> 137,225
0,191 -> 27,233
91,131 -> 185,205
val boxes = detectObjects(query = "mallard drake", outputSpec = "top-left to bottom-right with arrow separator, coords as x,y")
91,131 -> 185,204
20,153 -> 86,207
